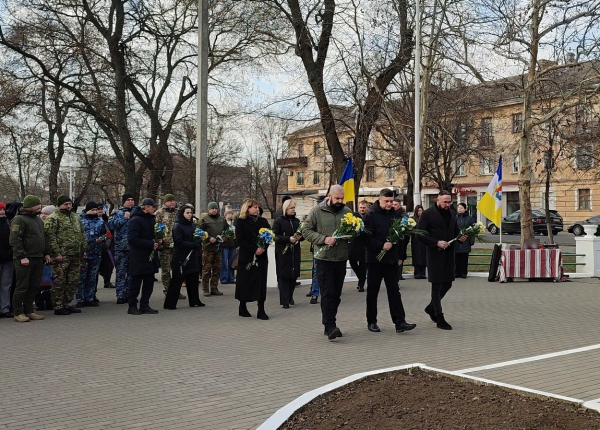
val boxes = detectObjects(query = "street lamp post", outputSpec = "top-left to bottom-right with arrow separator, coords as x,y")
196,0 -> 208,215
68,161 -> 81,200
414,0 -> 422,207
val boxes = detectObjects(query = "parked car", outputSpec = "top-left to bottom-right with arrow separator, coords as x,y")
487,209 -> 563,235
567,214 -> 600,236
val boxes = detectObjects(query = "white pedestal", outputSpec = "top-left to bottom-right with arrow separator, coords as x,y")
574,235 -> 600,277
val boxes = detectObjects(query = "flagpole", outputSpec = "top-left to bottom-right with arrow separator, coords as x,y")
499,156 -> 503,247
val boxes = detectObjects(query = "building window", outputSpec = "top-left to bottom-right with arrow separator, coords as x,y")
313,141 -> 320,156
578,188 -> 591,210
346,137 -> 354,154
313,171 -> 320,185
454,159 -> 466,176
366,165 -> 375,182
480,117 -> 494,147
386,167 -> 395,180
480,156 -> 494,175
512,155 -> 520,173
575,144 -> 594,169
296,171 -> 304,186
512,113 -> 523,133
298,144 -> 304,157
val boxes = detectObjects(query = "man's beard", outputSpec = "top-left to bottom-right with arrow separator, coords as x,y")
330,202 -> 345,212
438,204 -> 449,210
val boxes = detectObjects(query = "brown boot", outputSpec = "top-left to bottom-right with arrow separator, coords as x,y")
211,289 -> 223,296
178,293 -> 187,300
26,313 -> 44,321
14,314 -> 30,322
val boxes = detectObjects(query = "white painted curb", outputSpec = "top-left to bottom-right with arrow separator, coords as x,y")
257,363 -> 597,430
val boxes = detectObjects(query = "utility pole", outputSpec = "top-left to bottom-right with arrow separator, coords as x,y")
196,0 -> 208,215
413,0 -> 422,207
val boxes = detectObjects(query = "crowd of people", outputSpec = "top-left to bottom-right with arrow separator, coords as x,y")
0,187 -> 474,340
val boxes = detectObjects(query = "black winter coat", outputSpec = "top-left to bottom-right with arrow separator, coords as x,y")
127,207 -> 159,276
410,216 -> 427,267
0,217 -> 12,263
455,213 -> 475,254
273,215 -> 302,279
347,212 -> 366,262
235,215 -> 271,302
416,205 -> 460,283
171,212 -> 200,275
363,201 -> 401,265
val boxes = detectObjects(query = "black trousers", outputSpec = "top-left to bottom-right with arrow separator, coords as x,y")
430,282 -> 453,315
366,263 -> 406,325
278,277 -> 296,306
413,265 -> 427,278
349,259 -> 367,288
316,260 -> 347,331
129,273 -> 155,309
397,263 -> 405,280
455,253 -> 470,277
164,265 -> 202,308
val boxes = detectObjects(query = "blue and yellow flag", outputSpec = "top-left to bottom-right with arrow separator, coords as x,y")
477,156 -> 502,226
339,159 -> 355,203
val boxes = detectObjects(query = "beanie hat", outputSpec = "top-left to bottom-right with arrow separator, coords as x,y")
208,202 -> 218,210
0,202 -> 5,210
85,201 -> 97,212
281,195 -> 292,204
41,205 -> 56,215
163,194 -> 176,203
57,195 -> 72,206
23,195 -> 41,208
122,193 -> 135,204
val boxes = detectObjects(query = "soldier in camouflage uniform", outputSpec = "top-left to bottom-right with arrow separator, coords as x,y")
154,194 -> 180,297
44,195 -> 87,315
108,194 -> 135,304
199,202 -> 228,296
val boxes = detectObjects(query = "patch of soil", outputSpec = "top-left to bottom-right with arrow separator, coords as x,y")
280,369 -> 600,429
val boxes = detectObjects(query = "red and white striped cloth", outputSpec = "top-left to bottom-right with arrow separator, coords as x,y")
498,249 -> 564,282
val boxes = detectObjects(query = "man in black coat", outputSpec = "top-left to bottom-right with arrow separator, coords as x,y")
348,200 -> 369,292
416,190 -> 467,330
127,198 -> 162,315
363,189 -> 417,333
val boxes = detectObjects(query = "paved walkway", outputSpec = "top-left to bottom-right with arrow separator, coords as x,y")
1,275 -> 600,429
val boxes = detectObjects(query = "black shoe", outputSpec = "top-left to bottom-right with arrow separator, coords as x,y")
104,283 -> 116,289
75,302 -> 85,308
86,301 -> 99,307
163,306 -> 177,310
67,307 -> 82,314
368,323 -> 381,332
396,321 -> 417,332
54,308 -> 70,315
436,313 -> 452,330
282,305 -> 289,309
289,299 -> 295,305
127,307 -> 141,315
327,327 -> 342,340
306,292 -> 312,297
461,275 -> 467,279
358,287 -> 365,292
1,312 -> 14,318
191,302 -> 206,307
424,305 -> 437,323
140,307 -> 158,314
93,296 -> 99,302
116,298 -> 127,304
295,281 -> 301,286
399,276 -> 406,281
239,303 -> 251,317
310,296 -> 318,304
257,310 -> 269,320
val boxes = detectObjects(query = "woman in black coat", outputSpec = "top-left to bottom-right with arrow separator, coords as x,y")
410,205 -> 427,279
235,199 -> 271,320
164,204 -> 205,309
273,199 -> 302,308
455,203 -> 475,278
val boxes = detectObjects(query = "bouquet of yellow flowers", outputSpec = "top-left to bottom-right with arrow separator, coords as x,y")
314,213 -> 364,258
376,216 -> 428,261
439,221 -> 486,251
282,221 -> 303,254
149,223 -> 168,260
246,228 -> 274,270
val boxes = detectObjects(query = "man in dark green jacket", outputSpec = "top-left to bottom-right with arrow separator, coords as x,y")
199,202 -> 228,296
9,195 -> 51,322
302,185 -> 351,340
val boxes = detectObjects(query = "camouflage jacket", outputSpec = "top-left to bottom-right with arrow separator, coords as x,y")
108,206 -> 133,252
155,206 -> 177,250
80,213 -> 107,260
44,209 -> 87,257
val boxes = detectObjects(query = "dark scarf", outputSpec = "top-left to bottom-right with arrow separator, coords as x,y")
436,204 -> 451,228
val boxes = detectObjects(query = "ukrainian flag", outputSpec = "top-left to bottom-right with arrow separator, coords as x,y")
477,156 -> 502,226
339,158 -> 355,203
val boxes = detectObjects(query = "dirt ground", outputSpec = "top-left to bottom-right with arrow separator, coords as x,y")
280,368 -> 600,429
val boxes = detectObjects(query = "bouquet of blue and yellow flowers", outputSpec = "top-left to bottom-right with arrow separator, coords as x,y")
246,228 -> 274,270
193,228 -> 209,245
314,213 -> 364,258
282,221 -> 303,254
376,216 -> 428,261
438,221 -> 486,251
149,223 -> 168,260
